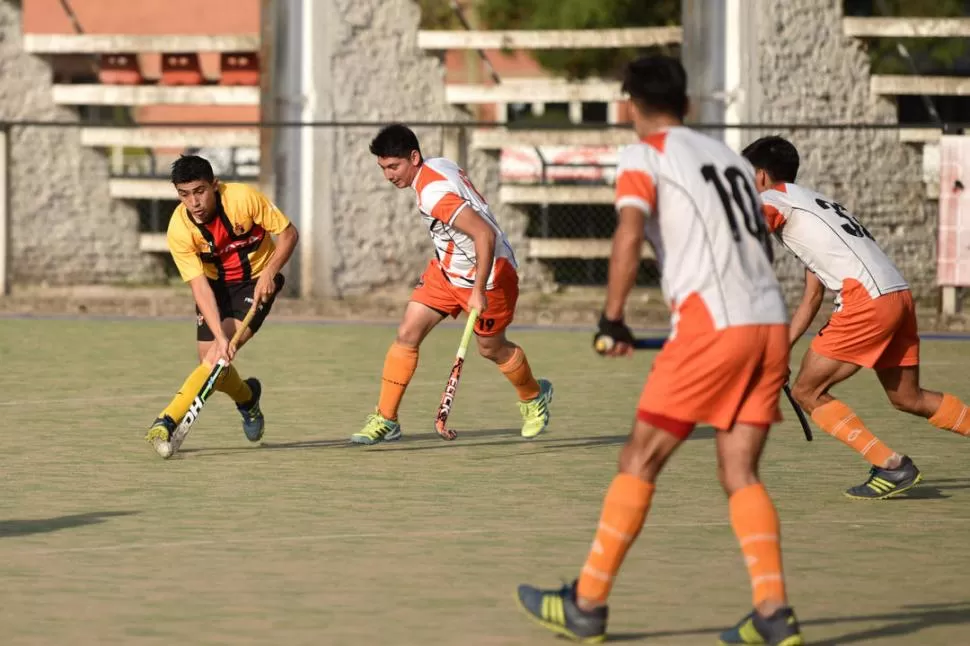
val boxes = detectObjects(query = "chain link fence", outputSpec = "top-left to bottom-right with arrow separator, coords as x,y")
0,120 -> 962,308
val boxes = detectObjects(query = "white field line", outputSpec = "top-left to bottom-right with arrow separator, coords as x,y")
0,381 -> 444,408
16,515 -> 970,556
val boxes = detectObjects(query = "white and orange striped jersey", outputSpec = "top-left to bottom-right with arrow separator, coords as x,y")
761,183 -> 908,304
615,127 -> 788,335
411,157 -> 517,289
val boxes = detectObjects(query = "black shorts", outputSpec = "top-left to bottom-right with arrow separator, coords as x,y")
196,274 -> 285,342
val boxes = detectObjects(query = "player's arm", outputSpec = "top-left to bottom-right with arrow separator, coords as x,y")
604,206 -> 644,319
168,221 -> 232,361
250,189 -> 300,304
451,206 -> 496,313
600,206 -> 645,355
789,268 -> 825,347
260,223 -> 299,282
189,275 -> 232,360
600,148 -> 655,356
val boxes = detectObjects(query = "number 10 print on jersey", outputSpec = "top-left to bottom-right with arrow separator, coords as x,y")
702,164 -> 773,261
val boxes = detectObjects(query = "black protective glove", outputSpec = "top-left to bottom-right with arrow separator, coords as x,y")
593,312 -> 635,354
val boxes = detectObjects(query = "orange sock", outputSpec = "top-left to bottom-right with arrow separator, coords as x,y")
576,473 -> 654,606
730,483 -> 787,609
377,342 -> 419,420
811,399 -> 896,467
498,347 -> 541,401
928,393 -> 970,436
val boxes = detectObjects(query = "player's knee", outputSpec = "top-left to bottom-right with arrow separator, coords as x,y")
477,339 -> 512,363
617,439 -> 668,481
394,325 -> 424,348
717,462 -> 759,495
202,344 -> 220,365
887,391 -> 921,415
790,381 -> 818,412
476,342 -> 498,361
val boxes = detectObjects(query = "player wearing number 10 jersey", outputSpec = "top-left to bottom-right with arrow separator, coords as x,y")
743,136 -> 970,500
514,56 -> 803,646
350,124 -> 553,445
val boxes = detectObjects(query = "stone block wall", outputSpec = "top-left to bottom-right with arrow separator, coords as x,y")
749,0 -> 932,303
0,1 -> 162,286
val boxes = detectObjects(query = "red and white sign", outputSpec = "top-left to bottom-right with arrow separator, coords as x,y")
936,135 -> 970,286
499,146 -> 619,184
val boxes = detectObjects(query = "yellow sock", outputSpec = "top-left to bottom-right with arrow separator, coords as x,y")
216,365 -> 253,405
160,363 -> 213,423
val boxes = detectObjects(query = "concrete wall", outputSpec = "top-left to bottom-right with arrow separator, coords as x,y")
744,0 -> 932,303
0,1 -> 161,286
304,0 -> 527,297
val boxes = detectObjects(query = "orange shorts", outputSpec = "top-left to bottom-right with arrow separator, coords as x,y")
410,258 -> 519,337
811,283 -> 919,369
638,324 -> 790,438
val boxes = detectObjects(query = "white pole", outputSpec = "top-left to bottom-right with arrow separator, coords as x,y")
723,0 -> 742,152
299,0 -> 315,298
0,127 -> 8,296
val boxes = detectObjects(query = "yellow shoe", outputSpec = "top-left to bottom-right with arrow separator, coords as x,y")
519,379 -> 553,439
351,411 -> 403,445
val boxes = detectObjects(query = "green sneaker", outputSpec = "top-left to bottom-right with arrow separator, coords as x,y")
350,411 -> 403,445
519,378 -> 553,438
719,607 -> 804,646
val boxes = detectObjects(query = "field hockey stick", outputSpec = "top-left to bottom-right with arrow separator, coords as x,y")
594,334 -> 665,353
166,301 -> 260,457
594,333 -> 813,441
433,308 -> 480,441
783,384 -> 813,441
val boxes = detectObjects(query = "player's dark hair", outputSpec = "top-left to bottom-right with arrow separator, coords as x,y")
622,55 -> 689,120
170,155 -> 215,185
369,123 -> 422,159
741,136 -> 800,183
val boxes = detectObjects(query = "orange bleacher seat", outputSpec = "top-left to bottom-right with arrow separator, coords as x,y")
161,53 -> 204,86
98,53 -> 143,85
220,52 -> 259,86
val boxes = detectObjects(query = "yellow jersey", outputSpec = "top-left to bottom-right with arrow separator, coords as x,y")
167,183 -> 291,283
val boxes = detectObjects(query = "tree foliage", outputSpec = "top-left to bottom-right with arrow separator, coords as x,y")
417,0 -> 461,29
420,0 -> 679,78
418,1 -> 969,77
844,0 -> 970,74
479,0 -> 679,78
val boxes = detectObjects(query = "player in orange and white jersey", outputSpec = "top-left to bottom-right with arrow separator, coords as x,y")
743,135 -> 970,500
515,56 -> 803,646
351,124 -> 552,445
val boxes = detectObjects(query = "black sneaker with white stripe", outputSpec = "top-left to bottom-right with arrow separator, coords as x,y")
844,455 -> 921,500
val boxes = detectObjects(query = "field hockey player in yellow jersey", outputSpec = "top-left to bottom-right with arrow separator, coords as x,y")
145,155 -> 299,457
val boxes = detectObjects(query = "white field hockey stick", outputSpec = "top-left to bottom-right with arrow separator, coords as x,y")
163,301 -> 260,458
433,308 -> 480,441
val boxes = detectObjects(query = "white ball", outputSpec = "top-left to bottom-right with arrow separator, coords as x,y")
154,441 -> 173,459
595,335 -> 614,353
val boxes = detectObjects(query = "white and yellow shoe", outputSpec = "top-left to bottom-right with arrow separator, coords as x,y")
519,379 -> 553,439
145,416 -> 176,459
351,411 -> 403,445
